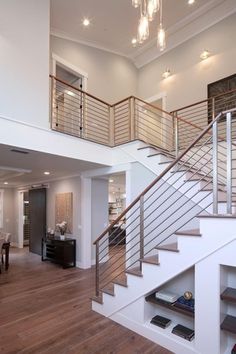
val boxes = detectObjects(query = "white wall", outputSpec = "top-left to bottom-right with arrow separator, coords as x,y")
51,35 -> 138,103
46,177 -> 81,262
0,0 -> 50,127
91,178 -> 109,263
138,13 -> 236,112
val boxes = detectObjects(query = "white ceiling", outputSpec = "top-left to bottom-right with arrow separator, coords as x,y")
0,144 -> 105,188
50,0 -> 236,66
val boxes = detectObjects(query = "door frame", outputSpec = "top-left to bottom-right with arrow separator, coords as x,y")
51,53 -> 88,91
145,91 -> 167,111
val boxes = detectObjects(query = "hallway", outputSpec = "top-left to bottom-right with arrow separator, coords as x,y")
0,248 -> 172,354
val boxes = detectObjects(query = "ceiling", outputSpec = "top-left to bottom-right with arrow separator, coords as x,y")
50,0 -> 235,66
0,144 -> 105,188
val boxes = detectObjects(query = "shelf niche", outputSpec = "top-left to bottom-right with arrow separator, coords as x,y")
144,267 -> 195,340
220,265 -> 236,354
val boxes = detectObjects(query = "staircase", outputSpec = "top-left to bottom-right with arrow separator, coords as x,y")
49,75 -> 236,354
91,108 -> 236,354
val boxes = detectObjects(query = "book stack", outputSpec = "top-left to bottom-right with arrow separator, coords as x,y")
155,290 -> 179,304
175,296 -> 195,313
150,314 -> 171,329
172,324 -> 194,341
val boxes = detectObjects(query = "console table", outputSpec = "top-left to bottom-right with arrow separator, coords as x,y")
42,237 -> 76,268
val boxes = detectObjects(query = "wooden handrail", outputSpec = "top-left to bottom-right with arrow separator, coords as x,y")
93,110 -> 229,245
50,75 -> 207,135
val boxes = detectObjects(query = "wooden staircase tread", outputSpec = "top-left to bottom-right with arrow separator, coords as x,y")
125,266 -> 143,277
156,242 -> 179,252
140,255 -> 160,265
175,229 -> 202,236
112,274 -> 128,287
91,295 -> 103,304
158,160 -> 174,165
101,285 -> 115,297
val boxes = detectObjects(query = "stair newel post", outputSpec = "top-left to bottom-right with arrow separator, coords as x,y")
226,112 -> 232,214
212,98 -> 218,214
129,97 -> 135,141
140,195 -> 144,271
95,241 -> 100,297
109,105 -> 115,147
173,111 -> 179,158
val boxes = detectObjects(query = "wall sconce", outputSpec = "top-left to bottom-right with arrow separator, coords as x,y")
200,50 -> 210,60
162,69 -> 171,79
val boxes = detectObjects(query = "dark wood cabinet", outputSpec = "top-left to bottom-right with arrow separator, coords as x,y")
42,237 -> 76,268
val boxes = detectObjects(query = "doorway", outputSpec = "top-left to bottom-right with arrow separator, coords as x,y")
29,188 -> 46,255
23,191 -> 30,246
108,173 -> 126,247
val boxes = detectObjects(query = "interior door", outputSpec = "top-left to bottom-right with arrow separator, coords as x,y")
29,188 -> 46,255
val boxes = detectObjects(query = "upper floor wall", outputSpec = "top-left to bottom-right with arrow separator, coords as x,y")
0,0 -> 50,128
138,13 -> 236,111
51,35 -> 138,104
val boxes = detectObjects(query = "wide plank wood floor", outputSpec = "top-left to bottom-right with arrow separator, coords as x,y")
0,248 -> 172,354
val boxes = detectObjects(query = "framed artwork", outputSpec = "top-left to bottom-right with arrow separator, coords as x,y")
208,73 -> 236,123
55,192 -> 73,233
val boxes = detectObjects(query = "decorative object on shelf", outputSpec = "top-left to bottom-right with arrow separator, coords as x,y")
132,0 -> 166,51
184,291 -> 193,300
172,324 -> 194,341
55,192 -> 73,233
175,295 -> 195,312
150,314 -> 171,329
56,221 -> 67,236
155,289 -> 179,304
46,228 -> 55,239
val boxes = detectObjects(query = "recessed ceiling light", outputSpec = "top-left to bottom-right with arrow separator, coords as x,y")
4,182 -> 8,185
83,18 -> 90,27
44,171 -> 50,175
109,179 -> 114,183
188,0 -> 195,4
200,50 -> 210,60
132,38 -> 137,47
162,69 -> 171,79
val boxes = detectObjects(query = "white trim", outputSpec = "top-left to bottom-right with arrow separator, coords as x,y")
52,53 -> 88,91
145,92 -> 167,112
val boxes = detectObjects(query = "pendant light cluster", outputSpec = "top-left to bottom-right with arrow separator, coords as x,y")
132,0 -> 166,51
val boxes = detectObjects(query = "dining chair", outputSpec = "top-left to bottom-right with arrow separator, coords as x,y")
0,238 -> 5,273
1,233 -> 11,265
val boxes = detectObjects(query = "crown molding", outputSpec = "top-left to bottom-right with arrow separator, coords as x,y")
133,0 -> 236,68
50,28 -> 131,61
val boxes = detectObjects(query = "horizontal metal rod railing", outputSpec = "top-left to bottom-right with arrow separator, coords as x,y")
51,75 -> 219,153
94,109 -> 236,297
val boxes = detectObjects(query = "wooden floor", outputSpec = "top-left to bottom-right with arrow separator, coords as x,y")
0,248 -> 172,354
